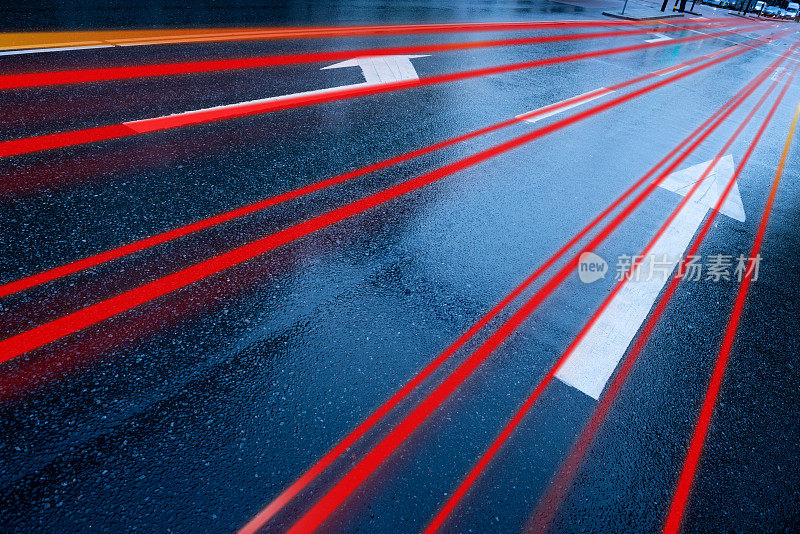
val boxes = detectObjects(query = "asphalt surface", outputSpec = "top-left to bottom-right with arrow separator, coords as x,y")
1,1 -> 800,533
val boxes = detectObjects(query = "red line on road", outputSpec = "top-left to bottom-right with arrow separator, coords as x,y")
662,71 -> 800,534
0,24 -> 763,159
0,41 -> 744,300
0,33 -> 772,370
236,38 -> 761,534
425,45 -> 794,534
0,19 -> 734,52
526,53 -> 798,534
0,22 -> 739,90
276,40 -> 785,534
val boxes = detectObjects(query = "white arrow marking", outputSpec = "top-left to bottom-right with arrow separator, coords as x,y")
645,32 -> 673,43
516,87 -> 614,123
322,55 -> 428,83
123,55 -> 427,133
556,155 -> 743,399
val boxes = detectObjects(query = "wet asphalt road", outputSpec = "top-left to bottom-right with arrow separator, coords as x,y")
1,0 -> 800,532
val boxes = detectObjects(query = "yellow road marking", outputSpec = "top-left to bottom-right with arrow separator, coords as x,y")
0,28 -> 295,50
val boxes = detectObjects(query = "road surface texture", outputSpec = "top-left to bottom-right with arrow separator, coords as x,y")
0,0 -> 799,533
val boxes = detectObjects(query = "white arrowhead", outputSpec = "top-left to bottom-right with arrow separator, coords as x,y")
322,55 -> 429,84
658,154 -> 745,222
645,32 -> 673,43
556,155 -> 746,399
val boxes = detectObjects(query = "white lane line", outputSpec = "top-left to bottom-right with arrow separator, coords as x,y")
516,88 -> 614,123
0,44 -> 114,56
123,82 -> 377,132
556,155 -> 743,399
645,32 -> 674,43
656,64 -> 687,76
123,54 -> 426,133
656,43 -> 740,76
